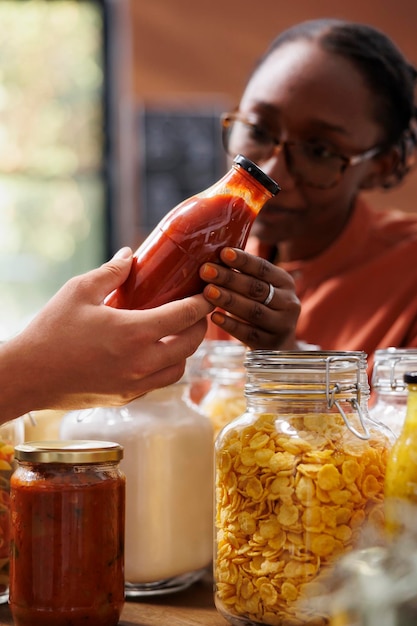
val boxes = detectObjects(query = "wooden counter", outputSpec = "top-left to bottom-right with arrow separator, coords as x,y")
0,578 -> 228,626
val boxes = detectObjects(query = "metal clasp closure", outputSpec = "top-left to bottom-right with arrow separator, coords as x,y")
325,355 -> 370,441
372,355 -> 412,391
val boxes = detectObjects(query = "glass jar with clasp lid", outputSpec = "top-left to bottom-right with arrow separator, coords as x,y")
214,350 -> 394,626
370,348 -> 417,438
188,340 -> 247,439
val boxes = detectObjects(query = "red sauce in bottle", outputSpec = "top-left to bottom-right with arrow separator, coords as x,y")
106,155 -> 279,310
9,441 -> 125,626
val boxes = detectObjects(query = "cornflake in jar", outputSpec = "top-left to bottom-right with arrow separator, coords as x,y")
214,350 -> 393,626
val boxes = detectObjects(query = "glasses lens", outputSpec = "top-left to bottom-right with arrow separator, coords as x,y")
222,119 -> 274,162
222,117 -> 346,189
285,143 -> 344,189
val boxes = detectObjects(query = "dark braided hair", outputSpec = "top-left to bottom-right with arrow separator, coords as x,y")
252,19 -> 417,188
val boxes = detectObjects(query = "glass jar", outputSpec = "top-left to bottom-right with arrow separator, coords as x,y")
9,440 -> 125,626
188,340 -> 247,438
214,350 -> 393,626
314,543 -> 417,626
23,409 -> 66,441
370,348 -> 417,437
60,379 -> 214,596
0,417 -> 24,604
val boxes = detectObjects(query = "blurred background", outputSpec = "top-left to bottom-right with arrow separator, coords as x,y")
0,0 -> 416,337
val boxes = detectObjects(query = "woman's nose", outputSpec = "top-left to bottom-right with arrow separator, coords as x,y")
260,145 -> 297,191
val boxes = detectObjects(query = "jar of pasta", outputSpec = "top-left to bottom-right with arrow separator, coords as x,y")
188,340 -> 247,438
214,350 -> 393,626
60,379 -> 214,597
370,347 -> 417,437
9,440 -> 125,626
0,417 -> 24,604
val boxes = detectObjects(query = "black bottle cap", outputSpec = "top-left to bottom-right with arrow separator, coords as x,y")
233,154 -> 280,196
404,371 -> 417,384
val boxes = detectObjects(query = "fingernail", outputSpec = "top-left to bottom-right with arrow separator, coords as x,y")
206,285 -> 221,300
222,248 -> 237,262
201,264 -> 218,280
114,247 -> 132,260
211,311 -> 225,326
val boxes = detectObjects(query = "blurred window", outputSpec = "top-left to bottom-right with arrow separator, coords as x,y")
0,0 -> 112,337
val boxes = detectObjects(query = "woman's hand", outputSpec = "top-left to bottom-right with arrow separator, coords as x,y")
200,247 -> 300,350
0,248 -> 213,421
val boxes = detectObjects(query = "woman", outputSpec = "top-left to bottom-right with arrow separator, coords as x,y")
200,18 -> 417,369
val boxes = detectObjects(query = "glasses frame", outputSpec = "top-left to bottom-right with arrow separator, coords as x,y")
221,112 -> 383,189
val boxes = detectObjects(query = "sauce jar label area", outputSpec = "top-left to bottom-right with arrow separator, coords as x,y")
9,440 -> 125,626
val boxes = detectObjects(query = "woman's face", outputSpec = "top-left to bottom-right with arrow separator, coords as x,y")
238,39 -> 386,257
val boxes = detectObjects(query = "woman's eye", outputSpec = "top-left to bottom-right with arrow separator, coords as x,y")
304,142 -> 336,160
248,124 -> 272,145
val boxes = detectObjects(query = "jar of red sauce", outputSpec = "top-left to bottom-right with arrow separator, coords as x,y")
9,440 -> 125,626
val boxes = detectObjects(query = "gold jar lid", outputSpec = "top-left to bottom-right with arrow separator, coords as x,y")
14,440 -> 123,464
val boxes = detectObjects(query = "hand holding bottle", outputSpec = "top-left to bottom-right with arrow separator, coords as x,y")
0,247 -> 213,423
201,247 -> 301,350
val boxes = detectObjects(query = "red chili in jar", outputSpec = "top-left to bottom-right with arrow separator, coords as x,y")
9,440 -> 125,626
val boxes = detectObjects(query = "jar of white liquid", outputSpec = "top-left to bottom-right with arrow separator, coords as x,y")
59,379 -> 214,596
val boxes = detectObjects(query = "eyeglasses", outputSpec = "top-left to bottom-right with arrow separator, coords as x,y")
221,112 -> 383,189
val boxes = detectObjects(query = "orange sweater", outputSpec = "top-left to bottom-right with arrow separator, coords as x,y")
207,196 -> 417,371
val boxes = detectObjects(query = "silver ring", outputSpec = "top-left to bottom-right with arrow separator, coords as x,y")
263,283 -> 274,306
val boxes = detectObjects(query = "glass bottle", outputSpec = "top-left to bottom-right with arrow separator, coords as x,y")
214,350 -> 393,626
106,154 -> 279,310
384,371 -> 417,538
316,544 -> 417,626
0,417 -> 24,604
188,339 -> 247,439
9,440 -> 125,626
370,348 -> 417,437
60,379 -> 214,596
